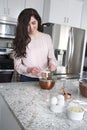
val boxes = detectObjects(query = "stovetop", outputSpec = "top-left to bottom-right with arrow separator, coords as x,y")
53,73 -> 80,80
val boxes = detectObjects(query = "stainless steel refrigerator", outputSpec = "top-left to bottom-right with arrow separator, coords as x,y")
42,23 -> 86,79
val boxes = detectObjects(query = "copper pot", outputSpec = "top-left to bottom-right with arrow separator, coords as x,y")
39,78 -> 55,89
79,79 -> 87,98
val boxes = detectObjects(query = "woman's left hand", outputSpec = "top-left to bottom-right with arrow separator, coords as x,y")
48,64 -> 56,72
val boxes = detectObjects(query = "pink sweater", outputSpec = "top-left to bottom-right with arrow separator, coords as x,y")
14,33 -> 57,77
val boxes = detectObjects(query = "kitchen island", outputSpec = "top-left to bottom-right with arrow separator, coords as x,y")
0,80 -> 87,130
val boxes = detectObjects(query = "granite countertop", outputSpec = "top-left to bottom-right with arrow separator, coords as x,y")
0,79 -> 87,130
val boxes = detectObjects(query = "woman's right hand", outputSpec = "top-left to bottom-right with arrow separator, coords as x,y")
27,67 -> 41,76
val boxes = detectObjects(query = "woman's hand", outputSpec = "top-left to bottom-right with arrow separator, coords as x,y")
27,67 -> 41,76
48,64 -> 56,72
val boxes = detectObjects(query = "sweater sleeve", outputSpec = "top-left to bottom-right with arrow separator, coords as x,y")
14,57 -> 27,74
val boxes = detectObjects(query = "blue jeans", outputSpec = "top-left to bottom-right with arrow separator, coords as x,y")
20,75 -> 39,82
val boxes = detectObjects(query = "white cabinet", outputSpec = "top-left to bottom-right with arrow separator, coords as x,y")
0,0 -> 25,21
0,0 -> 6,17
42,0 -> 83,28
43,0 -> 67,24
81,0 -> 87,30
67,0 -> 83,27
25,0 -> 44,18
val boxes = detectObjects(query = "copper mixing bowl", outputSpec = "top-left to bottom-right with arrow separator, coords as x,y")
79,79 -> 87,98
39,78 -> 55,89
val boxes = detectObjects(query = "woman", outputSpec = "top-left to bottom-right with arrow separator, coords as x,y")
13,8 -> 57,82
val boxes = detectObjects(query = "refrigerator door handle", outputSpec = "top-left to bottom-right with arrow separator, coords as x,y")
66,28 -> 72,66
67,28 -> 74,64
65,27 -> 74,73
71,28 -> 74,60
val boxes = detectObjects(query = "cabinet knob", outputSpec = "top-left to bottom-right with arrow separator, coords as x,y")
64,17 -> 66,23
4,8 -> 7,15
67,17 -> 69,23
8,8 -> 10,15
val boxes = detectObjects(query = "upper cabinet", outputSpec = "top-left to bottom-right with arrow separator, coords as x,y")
67,0 -> 83,28
0,0 -> 25,21
80,0 -> 87,30
25,0 -> 44,18
0,0 -> 5,17
42,0 -> 84,28
0,0 -> 44,21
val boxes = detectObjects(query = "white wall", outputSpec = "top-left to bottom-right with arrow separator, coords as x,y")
80,0 -> 87,76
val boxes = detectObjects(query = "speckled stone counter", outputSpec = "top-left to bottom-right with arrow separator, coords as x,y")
0,79 -> 87,130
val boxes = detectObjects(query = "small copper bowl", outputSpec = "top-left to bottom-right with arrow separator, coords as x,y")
64,93 -> 71,100
79,79 -> 87,98
39,78 -> 55,89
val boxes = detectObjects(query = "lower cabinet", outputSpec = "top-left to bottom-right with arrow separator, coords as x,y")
0,71 -> 13,83
0,95 -> 22,130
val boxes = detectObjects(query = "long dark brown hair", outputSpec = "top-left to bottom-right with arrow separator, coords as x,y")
13,8 -> 42,58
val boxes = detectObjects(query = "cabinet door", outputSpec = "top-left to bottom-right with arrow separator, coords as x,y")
42,0 -> 83,28
0,0 -> 7,16
80,0 -> 87,29
67,0 -> 83,27
49,0 -> 67,24
7,0 -> 25,20
42,0 -> 67,24
25,0 -> 44,18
